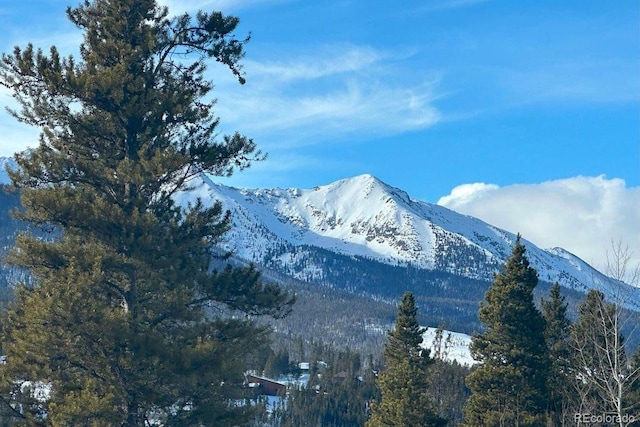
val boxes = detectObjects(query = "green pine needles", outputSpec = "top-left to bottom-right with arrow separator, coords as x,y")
367,292 -> 446,427
463,236 -> 551,427
0,0 -> 293,425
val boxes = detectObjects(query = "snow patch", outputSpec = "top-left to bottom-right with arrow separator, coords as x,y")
422,327 -> 476,367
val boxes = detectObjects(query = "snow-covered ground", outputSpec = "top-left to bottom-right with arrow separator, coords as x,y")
422,327 -> 476,367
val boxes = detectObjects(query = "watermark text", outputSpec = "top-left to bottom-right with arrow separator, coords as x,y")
574,413 -> 636,425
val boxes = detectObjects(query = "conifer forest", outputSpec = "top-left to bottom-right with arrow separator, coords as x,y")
0,1 -> 638,426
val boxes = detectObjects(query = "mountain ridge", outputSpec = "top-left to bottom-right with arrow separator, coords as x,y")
0,157 -> 636,310
173,172 -> 639,309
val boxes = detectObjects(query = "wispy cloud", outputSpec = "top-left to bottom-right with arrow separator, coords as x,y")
218,80 -> 441,145
213,45 -> 443,147
245,46 -> 388,83
438,176 -> 640,279
0,26 -> 443,155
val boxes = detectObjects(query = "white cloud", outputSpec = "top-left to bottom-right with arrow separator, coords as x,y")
218,80 -> 440,144
437,182 -> 499,207
0,36 -> 442,155
213,45 -> 443,146
437,176 -> 640,281
244,46 -> 387,83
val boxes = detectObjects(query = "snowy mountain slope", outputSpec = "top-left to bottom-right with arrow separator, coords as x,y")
174,173 -> 640,309
1,156 -> 635,310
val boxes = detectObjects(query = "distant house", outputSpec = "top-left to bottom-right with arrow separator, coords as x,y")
297,361 -> 330,372
298,362 -> 310,371
246,374 -> 286,397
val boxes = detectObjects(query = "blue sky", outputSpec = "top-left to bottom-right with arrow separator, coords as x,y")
0,0 -> 638,274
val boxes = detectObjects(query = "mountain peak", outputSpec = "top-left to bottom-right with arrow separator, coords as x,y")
181,174 -> 640,309
327,173 -> 386,191
344,173 -> 383,185
342,174 -> 418,206
321,173 -> 413,202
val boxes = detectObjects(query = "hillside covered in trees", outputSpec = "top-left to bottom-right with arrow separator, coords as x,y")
0,0 -> 638,426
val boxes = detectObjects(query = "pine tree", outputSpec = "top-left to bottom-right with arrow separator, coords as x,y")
541,283 -> 574,426
367,292 -> 445,427
0,1 -> 293,425
569,289 -> 638,423
463,236 -> 551,427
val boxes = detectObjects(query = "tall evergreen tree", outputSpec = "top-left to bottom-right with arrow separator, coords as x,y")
0,1 -> 293,425
463,236 -> 551,427
367,292 -> 445,427
541,283 -> 574,426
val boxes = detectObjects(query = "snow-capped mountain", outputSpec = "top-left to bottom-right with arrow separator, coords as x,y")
174,173 -> 639,309
1,156 -> 636,310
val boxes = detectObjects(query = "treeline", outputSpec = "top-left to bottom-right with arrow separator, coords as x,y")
271,346 -> 380,427
252,239 -> 640,427
260,243 -> 490,333
248,326 -> 471,427
463,238 -> 640,426
0,0 -> 638,425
